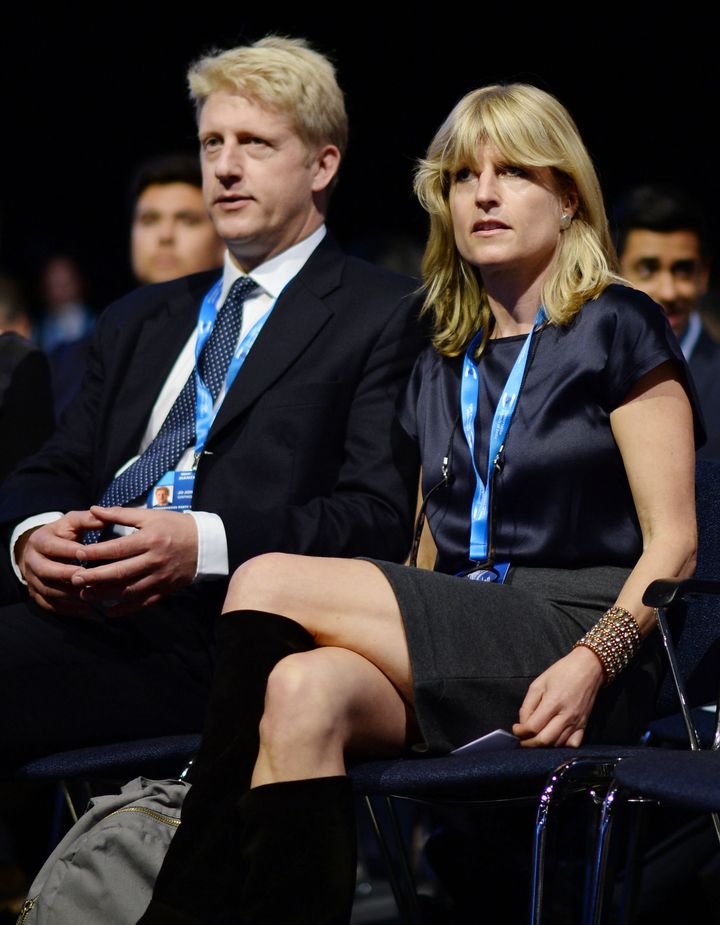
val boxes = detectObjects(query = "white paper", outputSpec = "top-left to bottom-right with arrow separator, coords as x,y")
450,728 -> 520,754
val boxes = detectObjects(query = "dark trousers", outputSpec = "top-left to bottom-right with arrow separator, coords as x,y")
0,584 -> 220,771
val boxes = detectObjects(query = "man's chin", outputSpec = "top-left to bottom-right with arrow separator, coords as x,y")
667,316 -> 690,338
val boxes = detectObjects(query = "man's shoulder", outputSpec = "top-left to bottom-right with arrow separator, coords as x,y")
690,325 -> 720,385
694,325 -> 720,360
100,270 -> 221,328
297,234 -> 420,306
340,254 -> 420,298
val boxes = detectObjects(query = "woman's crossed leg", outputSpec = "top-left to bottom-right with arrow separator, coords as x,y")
222,552 -> 418,785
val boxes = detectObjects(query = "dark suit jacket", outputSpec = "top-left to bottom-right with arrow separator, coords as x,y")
689,327 -> 720,460
0,333 -> 55,484
0,235 -> 425,581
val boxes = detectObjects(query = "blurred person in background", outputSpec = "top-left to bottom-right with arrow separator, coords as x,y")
36,254 -> 94,354
130,153 -> 225,285
614,185 -> 720,458
0,274 -> 54,484
50,155 -> 225,418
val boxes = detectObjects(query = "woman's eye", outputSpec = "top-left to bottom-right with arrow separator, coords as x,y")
454,167 -> 473,182
500,164 -> 526,178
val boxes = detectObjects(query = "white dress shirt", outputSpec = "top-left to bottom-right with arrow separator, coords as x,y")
11,226 -> 326,583
679,311 -> 702,362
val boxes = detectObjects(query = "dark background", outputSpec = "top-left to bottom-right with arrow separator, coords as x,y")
1,12 -> 717,312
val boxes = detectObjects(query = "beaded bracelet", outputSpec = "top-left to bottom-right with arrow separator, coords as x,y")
573,605 -> 642,683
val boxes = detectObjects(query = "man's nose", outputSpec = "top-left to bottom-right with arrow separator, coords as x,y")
654,270 -> 679,307
214,143 -> 242,181
157,219 -> 175,243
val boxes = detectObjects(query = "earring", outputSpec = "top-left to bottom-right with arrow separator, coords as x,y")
560,213 -> 572,231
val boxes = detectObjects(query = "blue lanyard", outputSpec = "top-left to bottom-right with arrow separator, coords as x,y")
461,306 -> 546,561
193,278 -> 273,458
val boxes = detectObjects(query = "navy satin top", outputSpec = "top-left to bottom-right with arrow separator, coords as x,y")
401,285 -> 702,576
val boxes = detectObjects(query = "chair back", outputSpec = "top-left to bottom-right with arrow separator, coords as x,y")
655,458 -> 720,716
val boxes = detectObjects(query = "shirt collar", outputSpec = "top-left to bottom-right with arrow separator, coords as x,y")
679,311 -> 703,361
219,225 -> 327,304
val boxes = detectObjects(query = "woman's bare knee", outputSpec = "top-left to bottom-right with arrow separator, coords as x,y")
222,557 -> 413,698
260,653 -> 341,754
252,648 -> 410,785
223,553 -> 303,614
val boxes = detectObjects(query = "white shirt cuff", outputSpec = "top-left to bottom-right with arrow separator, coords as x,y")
184,510 -> 229,580
10,512 -> 64,584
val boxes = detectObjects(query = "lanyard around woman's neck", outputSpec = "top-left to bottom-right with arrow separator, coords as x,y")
460,305 -> 547,563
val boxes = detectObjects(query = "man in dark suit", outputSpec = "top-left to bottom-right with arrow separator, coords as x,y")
0,36 -> 423,767
614,185 -> 720,458
50,154 -> 227,418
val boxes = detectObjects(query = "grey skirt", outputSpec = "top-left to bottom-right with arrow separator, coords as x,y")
367,561 -> 665,754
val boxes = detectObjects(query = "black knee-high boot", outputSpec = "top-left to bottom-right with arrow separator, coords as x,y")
138,610 -> 315,925
227,776 -> 357,925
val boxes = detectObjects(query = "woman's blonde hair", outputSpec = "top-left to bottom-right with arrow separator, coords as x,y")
414,83 -> 620,356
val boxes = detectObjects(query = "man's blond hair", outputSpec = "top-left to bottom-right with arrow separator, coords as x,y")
188,36 -> 348,157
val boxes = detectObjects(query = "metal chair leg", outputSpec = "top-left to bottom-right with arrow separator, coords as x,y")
616,799 -> 649,925
586,782 -> 621,925
363,795 -> 424,924
530,755 -> 620,925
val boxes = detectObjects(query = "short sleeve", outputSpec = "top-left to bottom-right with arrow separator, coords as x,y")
586,284 -> 705,447
591,286 -> 683,409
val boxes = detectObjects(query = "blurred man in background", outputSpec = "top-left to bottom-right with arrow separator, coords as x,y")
614,185 -> 720,458
130,153 -> 225,285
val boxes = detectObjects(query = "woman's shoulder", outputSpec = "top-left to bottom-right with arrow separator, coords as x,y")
400,344 -> 463,437
573,283 -> 669,334
563,283 -> 686,411
409,343 -> 462,383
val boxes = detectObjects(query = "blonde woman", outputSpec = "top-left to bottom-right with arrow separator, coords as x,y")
140,84 -> 699,925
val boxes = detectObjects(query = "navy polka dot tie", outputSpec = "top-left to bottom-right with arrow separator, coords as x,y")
84,276 -> 259,543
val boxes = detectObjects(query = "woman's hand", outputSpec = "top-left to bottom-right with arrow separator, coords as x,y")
512,646 -> 605,747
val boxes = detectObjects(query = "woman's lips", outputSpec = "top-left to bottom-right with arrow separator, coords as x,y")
472,220 -> 509,235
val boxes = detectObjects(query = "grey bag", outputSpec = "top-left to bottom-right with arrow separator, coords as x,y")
17,776 -> 190,925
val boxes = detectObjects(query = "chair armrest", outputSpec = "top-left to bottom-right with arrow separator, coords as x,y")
643,578 -> 720,608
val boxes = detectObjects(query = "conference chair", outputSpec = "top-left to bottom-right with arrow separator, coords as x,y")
584,575 -> 720,925
14,735 -> 201,850
348,459 -> 720,924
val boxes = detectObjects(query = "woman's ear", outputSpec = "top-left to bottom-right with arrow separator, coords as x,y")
562,186 -> 579,219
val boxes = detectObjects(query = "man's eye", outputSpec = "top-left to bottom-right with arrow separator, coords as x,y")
673,261 -> 697,280
202,137 -> 221,151
137,214 -> 159,227
635,260 -> 659,279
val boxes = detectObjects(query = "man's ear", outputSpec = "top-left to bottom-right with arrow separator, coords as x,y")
311,145 -> 341,194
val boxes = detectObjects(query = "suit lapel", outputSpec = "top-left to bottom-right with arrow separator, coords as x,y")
208,236 -> 345,441
105,273 -> 218,470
